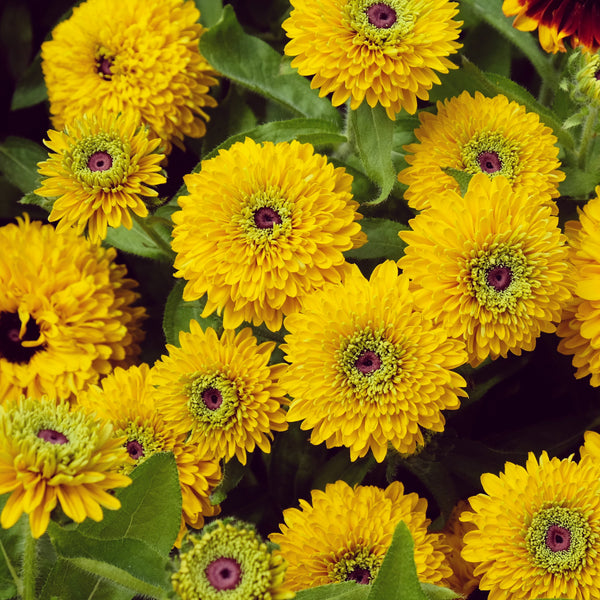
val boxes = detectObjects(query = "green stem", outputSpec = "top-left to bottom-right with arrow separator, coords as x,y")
578,105 -> 599,170
22,529 -> 36,600
131,212 -> 176,260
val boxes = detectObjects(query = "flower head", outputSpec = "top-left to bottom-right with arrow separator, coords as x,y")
557,193 -> 600,386
502,0 -> 600,53
78,364 -> 221,543
398,91 -> 565,212
151,321 -> 288,464
0,216 -> 145,402
283,0 -> 462,118
270,480 -> 451,591
461,451 -> 600,600
0,396 -> 131,538
567,49 -> 600,106
172,519 -> 295,600
172,138 -> 366,331
281,261 -> 467,462
36,111 -> 166,243
41,0 -> 218,153
398,174 -> 571,366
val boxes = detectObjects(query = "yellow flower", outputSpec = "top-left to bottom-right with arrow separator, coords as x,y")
0,396 -> 131,538
35,111 -> 166,243
173,519 -> 295,600
461,451 -> 600,600
557,192 -> 600,386
151,321 -> 288,465
283,0 -> 462,118
172,138 -> 366,332
41,0 -> 218,153
502,0 -> 600,53
0,216 -> 146,403
282,260 -> 467,462
269,479 -> 451,591
398,91 -> 565,212
78,364 -> 221,545
398,174 -> 571,366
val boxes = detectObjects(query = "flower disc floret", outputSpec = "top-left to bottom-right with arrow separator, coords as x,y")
283,0 -> 462,118
171,138 -> 366,331
0,397 -> 131,538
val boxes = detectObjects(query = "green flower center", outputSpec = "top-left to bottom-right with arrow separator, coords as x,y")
330,547 -> 381,585
345,0 -> 416,46
525,505 -> 595,573
67,133 -> 130,191
235,187 -> 293,248
469,244 -> 532,314
0,311 -> 45,364
337,328 -> 402,398
186,373 -> 239,430
461,131 -> 520,182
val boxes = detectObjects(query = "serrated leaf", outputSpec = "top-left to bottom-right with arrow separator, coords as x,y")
295,581 -> 371,600
0,136 -> 47,194
162,279 -> 224,346
344,218 -> 407,261
19,190 -> 53,212
348,103 -> 396,205
200,5 -> 341,123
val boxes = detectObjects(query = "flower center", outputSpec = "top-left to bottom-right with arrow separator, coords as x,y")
486,265 -> 512,291
355,350 -> 382,374
366,3 -> 397,28
346,567 -> 371,584
202,387 -> 223,410
477,151 -> 502,174
87,151 -> 113,172
0,312 -> 45,364
37,429 -> 68,444
331,547 -> 381,585
126,439 -> 145,460
96,53 -> 113,80
205,557 -> 242,591
546,524 -> 571,552
253,207 -> 282,229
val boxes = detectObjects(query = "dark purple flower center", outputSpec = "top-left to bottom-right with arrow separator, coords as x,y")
595,69 -> 600,81
97,56 -> 113,80
0,312 -> 45,364
366,3 -> 397,28
126,440 -> 145,460
486,266 -> 512,291
254,207 -> 282,229
478,151 -> 502,174
205,557 -> 242,590
38,429 -> 69,445
203,387 -> 223,410
355,350 -> 382,374
346,567 -> 371,584
546,524 -> 571,552
88,151 -> 113,172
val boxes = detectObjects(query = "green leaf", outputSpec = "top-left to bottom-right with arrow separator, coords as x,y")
19,190 -> 54,212
420,583 -> 462,600
11,53 -> 47,110
295,581 -> 371,600
344,218 -> 407,261
209,457 -> 246,505
0,494 -> 27,600
162,279 -> 224,346
348,103 -> 397,205
200,5 -> 341,123
0,136 -> 47,194
195,0 -> 223,27
442,168 -> 473,196
558,166 -> 600,198
78,452 -> 182,556
367,521 -> 427,600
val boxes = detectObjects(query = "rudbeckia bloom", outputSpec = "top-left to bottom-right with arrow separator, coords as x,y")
269,480 -> 451,591
282,0 -> 462,118
557,193 -> 600,386
0,216 -> 146,402
398,91 -> 565,212
502,0 -> 600,53
281,260 -> 467,462
78,364 -> 222,544
151,321 -> 288,465
461,451 -> 600,600
0,396 -> 131,538
398,174 -> 571,366
172,519 -> 294,600
41,0 -> 218,153
172,138 -> 366,331
36,111 -> 166,243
